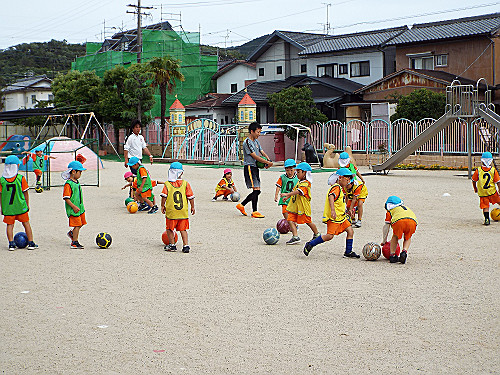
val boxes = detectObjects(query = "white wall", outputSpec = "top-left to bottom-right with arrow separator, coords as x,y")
256,40 -> 286,82
3,89 -> 53,112
216,64 -> 256,94
185,107 -> 236,125
306,51 -> 385,86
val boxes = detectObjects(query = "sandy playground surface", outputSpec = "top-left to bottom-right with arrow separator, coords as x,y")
0,160 -> 499,374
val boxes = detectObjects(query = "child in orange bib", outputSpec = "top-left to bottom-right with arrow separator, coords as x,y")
471,152 -> 500,225
160,162 -> 195,253
213,168 -> 237,201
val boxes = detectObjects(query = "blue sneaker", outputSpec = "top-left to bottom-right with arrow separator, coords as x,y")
27,241 -> 38,250
8,241 -> 16,251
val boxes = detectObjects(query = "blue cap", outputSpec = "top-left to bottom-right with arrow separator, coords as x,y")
339,152 -> 350,160
5,155 -> 21,165
67,161 -> 86,171
385,196 -> 402,206
127,156 -> 140,166
482,152 -> 493,159
336,167 -> 354,176
284,159 -> 296,168
170,161 -> 183,170
296,162 -> 312,172
34,145 -> 45,152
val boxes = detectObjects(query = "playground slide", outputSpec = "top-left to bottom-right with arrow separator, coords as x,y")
372,111 -> 453,173
479,108 -> 500,130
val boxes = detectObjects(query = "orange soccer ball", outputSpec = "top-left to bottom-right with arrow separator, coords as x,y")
127,201 -> 138,213
162,231 -> 179,245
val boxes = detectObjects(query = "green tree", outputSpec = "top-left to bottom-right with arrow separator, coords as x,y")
268,86 -> 328,139
52,70 -> 101,113
390,88 -> 446,122
147,56 -> 185,149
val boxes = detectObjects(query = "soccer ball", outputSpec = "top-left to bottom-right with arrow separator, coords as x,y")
14,232 -> 28,248
276,218 -> 290,234
35,186 -> 43,193
382,242 -> 401,259
125,197 -> 134,206
491,208 -> 500,221
96,232 -> 112,248
161,230 -> 179,245
127,201 -> 138,213
263,227 -> 280,245
230,192 -> 240,202
362,242 -> 381,260
256,156 -> 269,169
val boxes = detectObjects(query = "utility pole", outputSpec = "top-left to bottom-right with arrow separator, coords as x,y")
322,3 -> 331,35
127,0 -> 152,64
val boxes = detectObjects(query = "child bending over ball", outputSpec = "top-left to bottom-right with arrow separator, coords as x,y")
338,151 -> 365,183
381,196 -> 417,264
122,171 -> 136,199
161,162 -> 195,253
471,152 -> 500,225
303,168 -> 359,258
127,156 -> 159,214
22,145 -> 56,189
275,159 -> 299,220
0,155 -> 38,251
345,178 -> 368,228
281,162 -> 320,245
62,161 -> 87,249
213,168 -> 237,201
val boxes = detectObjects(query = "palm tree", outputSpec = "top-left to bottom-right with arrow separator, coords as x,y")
148,56 -> 185,150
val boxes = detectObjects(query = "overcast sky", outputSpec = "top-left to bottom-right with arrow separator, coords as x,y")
1,0 -> 499,49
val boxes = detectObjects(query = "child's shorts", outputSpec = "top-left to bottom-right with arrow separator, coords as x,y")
166,218 -> 189,231
69,213 -> 87,227
3,212 -> 29,225
281,205 -> 288,214
326,219 -> 351,235
140,189 -> 153,199
479,193 -> 500,209
391,219 -> 417,240
34,169 -> 42,177
216,189 -> 232,197
287,212 -> 311,224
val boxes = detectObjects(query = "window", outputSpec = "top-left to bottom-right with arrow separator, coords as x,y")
435,54 -> 448,67
249,111 -> 254,120
230,83 -> 238,93
178,114 -> 182,122
240,111 -> 244,121
317,64 -> 338,78
31,94 -> 37,104
48,94 -> 54,101
301,64 -> 307,73
276,66 -> 283,75
350,61 -> 370,77
410,56 -> 433,70
258,68 -> 264,76
339,64 -> 348,75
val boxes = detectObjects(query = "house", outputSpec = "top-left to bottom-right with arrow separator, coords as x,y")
1,75 -> 53,112
184,93 -> 234,124
387,12 -> 500,102
212,60 -> 256,94
223,75 -> 362,123
299,26 -> 408,85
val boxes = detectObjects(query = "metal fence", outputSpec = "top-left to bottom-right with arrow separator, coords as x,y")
310,117 -> 499,155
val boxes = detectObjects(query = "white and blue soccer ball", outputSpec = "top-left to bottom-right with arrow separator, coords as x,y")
263,227 -> 280,245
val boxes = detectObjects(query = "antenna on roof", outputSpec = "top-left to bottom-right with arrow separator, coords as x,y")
322,3 -> 332,35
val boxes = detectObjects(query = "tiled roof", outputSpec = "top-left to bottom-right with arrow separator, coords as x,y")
223,75 -> 362,105
3,75 -> 51,93
278,31 -> 329,48
170,99 -> 185,110
239,93 -> 256,105
387,12 -> 500,45
300,26 -> 407,55
212,60 -> 256,79
185,93 -> 232,109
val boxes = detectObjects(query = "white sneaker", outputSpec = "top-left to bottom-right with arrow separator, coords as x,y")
354,221 -> 362,228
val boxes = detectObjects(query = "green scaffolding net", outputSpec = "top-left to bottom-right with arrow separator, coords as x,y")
71,30 -> 218,118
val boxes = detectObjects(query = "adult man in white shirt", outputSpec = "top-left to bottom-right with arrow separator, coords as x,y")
124,119 -> 154,174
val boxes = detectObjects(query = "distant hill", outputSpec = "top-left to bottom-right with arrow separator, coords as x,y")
200,34 -> 269,61
0,40 -> 86,86
226,34 -> 268,58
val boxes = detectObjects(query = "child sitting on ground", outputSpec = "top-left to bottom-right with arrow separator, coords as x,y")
274,159 -> 298,220
280,162 -> 320,245
62,161 -> 87,249
303,168 -> 359,258
0,155 -> 38,250
345,178 -> 368,228
381,196 -> 418,264
127,156 -> 159,214
21,145 -> 56,189
471,152 -> 500,225
338,152 -> 365,183
161,162 -> 195,253
212,168 -> 237,201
